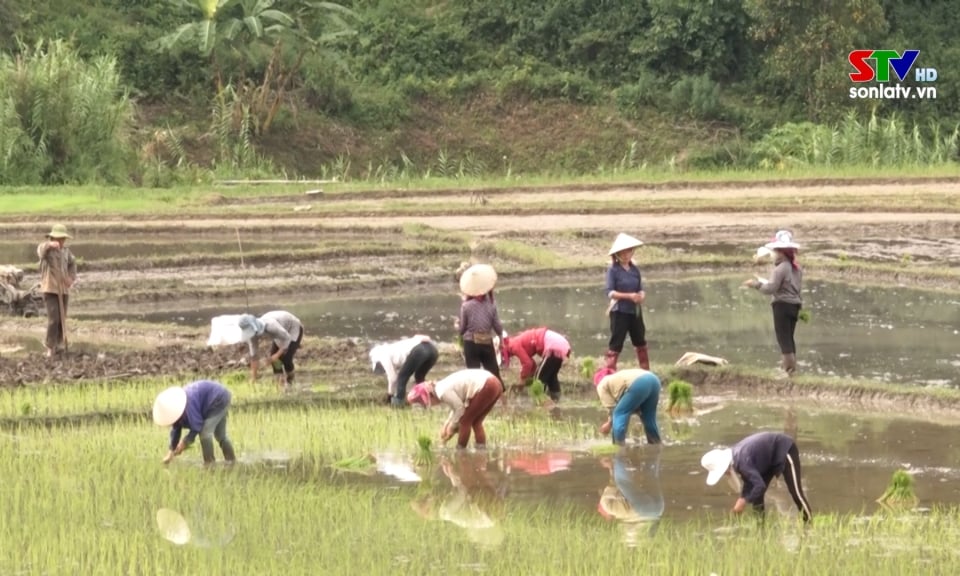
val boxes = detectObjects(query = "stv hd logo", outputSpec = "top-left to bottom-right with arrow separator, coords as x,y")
847,50 -> 938,100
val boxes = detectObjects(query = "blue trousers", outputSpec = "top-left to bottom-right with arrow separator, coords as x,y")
611,373 -> 661,445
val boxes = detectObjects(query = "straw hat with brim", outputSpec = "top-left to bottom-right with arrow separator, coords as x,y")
153,386 -> 188,427
764,230 -> 800,251
609,233 -> 643,256
156,508 -> 192,546
46,224 -> 71,239
459,264 -> 498,297
701,448 -> 733,486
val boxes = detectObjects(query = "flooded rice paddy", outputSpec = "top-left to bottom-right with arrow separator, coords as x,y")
76,278 -> 960,387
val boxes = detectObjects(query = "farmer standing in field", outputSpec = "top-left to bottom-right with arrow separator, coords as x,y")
37,224 -> 78,358
153,379 -> 237,466
501,327 -> 571,402
456,264 -> 505,385
239,310 -> 304,391
369,334 -> 440,407
593,367 -> 662,446
701,431 -> 813,524
603,233 -> 651,372
407,368 -> 503,450
742,230 -> 803,378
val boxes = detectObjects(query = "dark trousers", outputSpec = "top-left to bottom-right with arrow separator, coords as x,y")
457,377 -> 503,448
462,340 -> 502,383
536,355 -> 563,399
270,329 -> 303,381
772,302 -> 801,354
43,292 -> 68,351
394,341 -> 439,399
608,310 -> 646,352
781,443 -> 812,523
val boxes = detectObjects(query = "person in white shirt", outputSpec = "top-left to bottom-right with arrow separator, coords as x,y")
369,335 -> 439,407
407,368 -> 502,449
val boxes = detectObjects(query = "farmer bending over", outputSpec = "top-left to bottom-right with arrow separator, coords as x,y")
593,368 -> 662,446
502,327 -> 572,402
369,334 -> 440,407
701,431 -> 812,523
239,311 -> 304,391
407,368 -> 502,450
153,380 -> 237,466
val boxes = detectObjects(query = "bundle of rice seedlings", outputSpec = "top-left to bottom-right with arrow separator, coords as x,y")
667,380 -> 694,416
332,454 -> 376,475
877,469 -> 918,511
414,435 -> 434,467
529,379 -> 548,406
798,309 -> 811,323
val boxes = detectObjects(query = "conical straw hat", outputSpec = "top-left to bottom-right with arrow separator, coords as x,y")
763,230 -> 800,250
459,264 -> 498,296
152,386 -> 187,427
608,233 -> 643,256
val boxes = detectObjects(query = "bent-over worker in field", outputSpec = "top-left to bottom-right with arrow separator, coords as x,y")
153,380 -> 237,466
407,368 -> 503,450
369,334 -> 440,407
239,311 -> 304,391
37,224 -> 78,358
593,367 -> 662,446
701,431 -> 812,524
502,327 -> 571,402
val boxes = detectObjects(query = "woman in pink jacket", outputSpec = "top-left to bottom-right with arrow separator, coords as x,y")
502,327 -> 571,402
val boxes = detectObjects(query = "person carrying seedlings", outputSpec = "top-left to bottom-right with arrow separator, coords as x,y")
742,230 -> 803,378
501,327 -> 572,402
406,368 -> 503,450
369,334 -> 440,407
457,264 -> 504,385
238,311 -> 304,390
603,233 -> 651,372
36,224 -> 78,358
593,367 -> 662,446
153,380 -> 237,466
701,431 -> 812,523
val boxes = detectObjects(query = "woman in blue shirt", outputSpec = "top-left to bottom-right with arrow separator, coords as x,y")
603,233 -> 650,371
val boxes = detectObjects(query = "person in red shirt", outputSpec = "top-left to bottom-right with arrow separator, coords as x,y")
502,327 -> 571,402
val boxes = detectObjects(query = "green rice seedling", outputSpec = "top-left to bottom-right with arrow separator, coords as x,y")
332,454 -> 377,475
877,469 -> 919,511
589,443 -> 621,456
579,357 -> 596,382
667,380 -> 694,416
798,309 -> 811,323
414,435 -> 434,467
529,379 -> 548,406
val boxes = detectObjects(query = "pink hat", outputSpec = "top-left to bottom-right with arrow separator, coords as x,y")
593,367 -> 615,387
406,383 -> 432,406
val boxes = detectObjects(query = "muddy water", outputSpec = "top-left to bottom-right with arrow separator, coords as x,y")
86,278 -> 960,387
346,401 -> 960,527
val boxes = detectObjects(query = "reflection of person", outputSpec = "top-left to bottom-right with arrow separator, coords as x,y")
604,233 -> 650,371
369,335 -> 439,407
407,368 -> 503,449
411,452 -> 506,549
457,264 -> 504,383
239,311 -> 304,390
37,224 -> 78,357
701,431 -> 812,523
593,368 -> 662,446
742,230 -> 803,378
502,327 -> 571,402
598,448 -> 664,542
153,380 -> 237,466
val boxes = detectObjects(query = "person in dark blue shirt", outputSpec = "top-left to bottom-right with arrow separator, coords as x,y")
603,233 -> 651,372
153,380 -> 237,466
701,432 -> 812,523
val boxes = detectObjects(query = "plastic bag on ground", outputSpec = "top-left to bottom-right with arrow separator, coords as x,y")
207,314 -> 256,347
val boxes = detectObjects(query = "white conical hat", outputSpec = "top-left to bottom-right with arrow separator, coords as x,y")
763,230 -> 800,250
156,508 -> 192,546
459,264 -> 498,296
152,387 -> 187,427
701,448 -> 733,486
609,233 -> 644,256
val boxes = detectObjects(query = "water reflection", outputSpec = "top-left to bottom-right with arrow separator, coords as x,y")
505,450 -> 572,477
155,507 -> 236,548
411,453 -> 507,550
597,447 -> 663,547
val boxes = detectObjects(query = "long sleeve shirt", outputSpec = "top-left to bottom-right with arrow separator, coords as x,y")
731,432 -> 796,505
369,335 -> 430,390
459,297 -> 503,343
596,369 -> 648,414
505,328 -> 548,381
605,263 -> 643,314
169,380 -> 232,449
247,310 -> 302,357
756,260 -> 802,305
37,242 -> 77,295
434,369 -> 494,429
